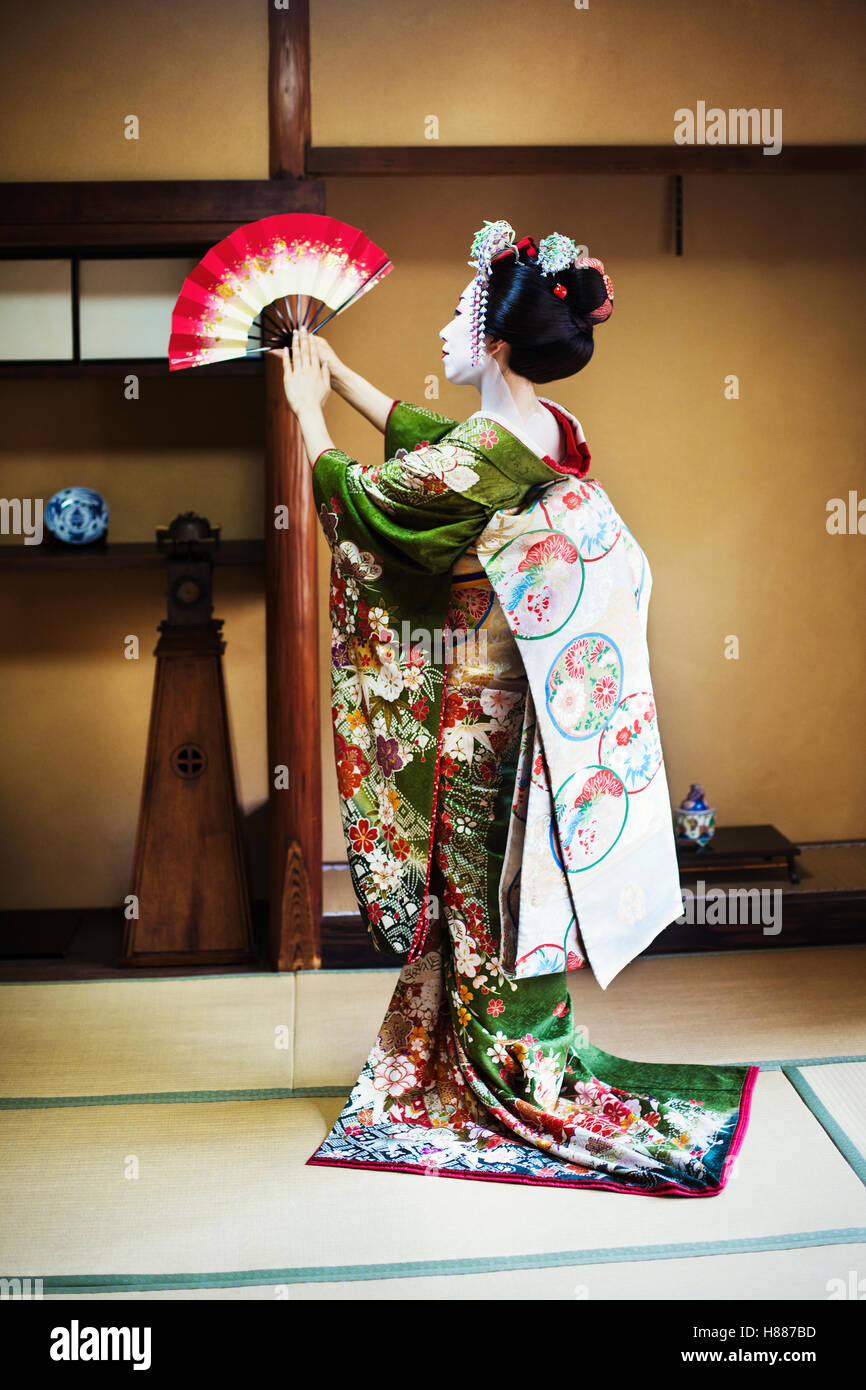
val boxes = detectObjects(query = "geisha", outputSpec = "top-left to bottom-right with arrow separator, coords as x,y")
274,218 -> 757,1196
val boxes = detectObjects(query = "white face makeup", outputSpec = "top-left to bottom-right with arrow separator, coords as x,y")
438,280 -> 484,386
437,275 -> 562,461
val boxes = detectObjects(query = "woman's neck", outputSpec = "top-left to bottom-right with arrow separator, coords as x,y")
477,354 -> 538,421
474,354 -> 563,460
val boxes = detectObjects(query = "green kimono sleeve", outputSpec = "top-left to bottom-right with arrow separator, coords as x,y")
383,399 -> 459,457
311,410 -> 525,578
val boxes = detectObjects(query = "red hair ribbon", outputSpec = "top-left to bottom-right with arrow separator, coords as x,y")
490,234 -> 538,267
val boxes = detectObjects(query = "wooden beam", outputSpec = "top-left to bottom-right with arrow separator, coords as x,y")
266,0 -> 322,971
0,178 -> 325,249
0,179 -> 322,222
307,144 -> 866,176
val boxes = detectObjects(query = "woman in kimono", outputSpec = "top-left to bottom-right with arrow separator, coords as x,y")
278,220 -> 757,1195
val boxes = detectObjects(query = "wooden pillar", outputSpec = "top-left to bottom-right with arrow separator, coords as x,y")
265,346 -> 322,970
269,0 -> 310,180
266,0 -> 322,969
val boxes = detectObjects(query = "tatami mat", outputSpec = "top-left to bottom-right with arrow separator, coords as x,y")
0,975 -> 297,1098
1,1070 -> 864,1289
786,1061 -> 866,1180
293,969 -> 397,1091
565,946 -> 866,1068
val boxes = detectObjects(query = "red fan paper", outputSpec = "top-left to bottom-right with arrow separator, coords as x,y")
168,213 -> 392,371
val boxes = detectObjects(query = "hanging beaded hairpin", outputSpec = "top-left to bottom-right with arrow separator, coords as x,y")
467,219 -> 521,365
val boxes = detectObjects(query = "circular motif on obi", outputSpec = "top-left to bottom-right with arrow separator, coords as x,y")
515,942 -> 566,977
545,632 -> 624,741
550,765 -> 628,872
487,529 -> 584,640
598,689 -> 662,793
527,479 -> 621,561
514,913 -> 584,979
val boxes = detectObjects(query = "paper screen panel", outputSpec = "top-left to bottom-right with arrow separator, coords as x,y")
79,257 -> 199,360
0,259 -> 73,361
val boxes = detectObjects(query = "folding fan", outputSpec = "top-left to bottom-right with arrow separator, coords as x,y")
168,213 -> 392,371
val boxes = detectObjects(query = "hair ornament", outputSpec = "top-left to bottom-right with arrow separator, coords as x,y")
465,220 -> 614,364
467,219 -> 519,365
537,232 -> 578,277
573,253 -> 615,322
538,235 -> 615,323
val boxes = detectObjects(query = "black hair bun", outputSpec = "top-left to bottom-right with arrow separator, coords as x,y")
553,262 -> 612,327
485,252 -> 613,383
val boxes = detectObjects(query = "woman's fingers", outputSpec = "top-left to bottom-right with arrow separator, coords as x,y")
295,327 -> 313,369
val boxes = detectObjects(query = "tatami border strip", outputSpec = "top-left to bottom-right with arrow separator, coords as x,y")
782,1065 -> 866,1187
0,1087 -> 349,1109
33,1228 -> 866,1293
756,1050 -> 866,1061
3,1055 -> 866,1110
3,1056 -> 866,1110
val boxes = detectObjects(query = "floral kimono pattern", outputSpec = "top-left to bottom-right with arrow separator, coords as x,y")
312,400 -> 562,962
308,400 -> 757,1195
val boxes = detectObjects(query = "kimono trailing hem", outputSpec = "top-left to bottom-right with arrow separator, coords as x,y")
306,397 -> 758,1196
306,1051 -> 757,1198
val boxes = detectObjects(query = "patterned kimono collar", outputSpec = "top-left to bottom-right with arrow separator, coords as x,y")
468,397 -> 592,480
536,397 -> 593,479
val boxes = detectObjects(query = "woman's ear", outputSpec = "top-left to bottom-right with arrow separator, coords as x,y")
486,336 -> 510,366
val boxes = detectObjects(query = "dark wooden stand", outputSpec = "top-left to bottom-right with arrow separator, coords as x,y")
676,824 -> 802,883
122,620 -> 255,966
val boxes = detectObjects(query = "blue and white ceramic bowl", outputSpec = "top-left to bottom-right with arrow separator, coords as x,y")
45,487 -> 109,545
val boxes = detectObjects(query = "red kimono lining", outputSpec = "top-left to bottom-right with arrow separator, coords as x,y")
538,400 -> 592,478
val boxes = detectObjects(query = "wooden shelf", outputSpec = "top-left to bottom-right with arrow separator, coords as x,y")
0,357 -> 264,380
0,178 -> 326,251
307,144 -> 866,177
320,842 -> 866,967
0,540 -> 264,571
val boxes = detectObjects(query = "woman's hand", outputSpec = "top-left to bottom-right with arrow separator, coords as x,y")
279,327 -> 331,416
270,329 -> 335,464
308,332 -> 344,381
271,322 -> 395,438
